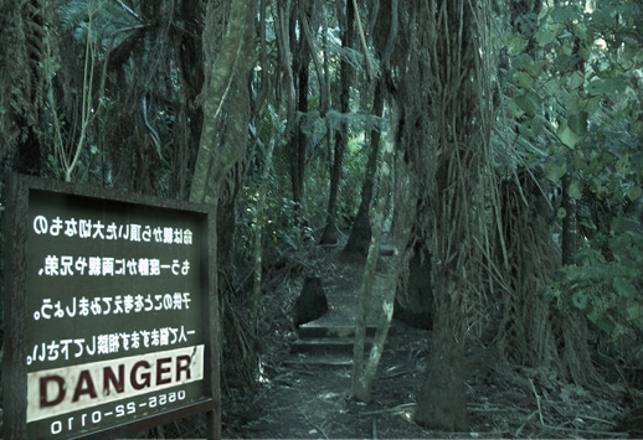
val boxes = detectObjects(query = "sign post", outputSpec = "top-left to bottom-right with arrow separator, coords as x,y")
3,174 -> 220,439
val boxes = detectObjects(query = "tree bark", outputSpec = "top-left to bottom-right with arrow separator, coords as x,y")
274,0 -> 298,207
351,125 -> 417,402
344,77 -> 384,255
319,0 -> 354,244
190,0 -> 253,204
188,2 -> 255,436
416,286 -> 468,431
561,142 -> 577,264
351,107 -> 404,402
409,0 -> 494,430
292,10 -> 309,207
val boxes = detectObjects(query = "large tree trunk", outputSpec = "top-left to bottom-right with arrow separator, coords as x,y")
190,0 -> 254,205
407,0 -> 494,430
274,0 -> 298,207
417,285 -> 468,430
0,1 -> 50,176
344,0 -> 397,255
189,1 -> 255,436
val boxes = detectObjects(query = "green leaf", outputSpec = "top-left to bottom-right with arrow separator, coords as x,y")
568,181 -> 582,200
538,5 -> 553,20
513,71 -> 534,89
535,21 -> 565,47
611,217 -> 640,235
568,111 -> 588,136
513,92 -> 542,116
551,5 -> 581,23
585,96 -> 601,116
512,53 -> 534,69
572,22 -> 588,41
593,313 -> 616,337
544,159 -> 567,183
555,54 -> 582,70
568,71 -> 584,90
518,117 -> 543,137
633,48 -> 643,67
508,33 -> 529,55
627,302 -> 643,322
613,277 -> 637,298
566,93 -> 583,113
508,98 -> 525,118
627,185 -> 642,201
586,77 -> 627,95
591,8 -> 615,28
526,60 -> 547,77
557,121 -> 580,148
544,77 -> 562,95
616,154 -> 632,175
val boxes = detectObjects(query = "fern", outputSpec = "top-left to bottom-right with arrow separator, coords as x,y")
57,0 -> 137,48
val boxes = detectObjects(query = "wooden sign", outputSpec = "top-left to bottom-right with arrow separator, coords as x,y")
4,174 -> 220,440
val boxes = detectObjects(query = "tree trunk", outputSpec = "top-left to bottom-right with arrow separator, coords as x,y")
344,77 -> 384,255
292,18 -> 309,207
274,0 -> 298,208
407,0 -> 494,430
561,144 -> 577,264
319,0 -> 354,244
190,0 -> 253,204
188,1 -> 255,436
351,107 -> 405,402
416,285 -> 468,431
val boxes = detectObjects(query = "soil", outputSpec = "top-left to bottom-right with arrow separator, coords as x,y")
222,240 -> 638,439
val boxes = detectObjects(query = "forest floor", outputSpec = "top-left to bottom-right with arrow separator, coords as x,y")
223,234 -> 640,439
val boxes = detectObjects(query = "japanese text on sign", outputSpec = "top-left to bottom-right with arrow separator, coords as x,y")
37,256 -> 190,277
27,325 -> 197,366
20,186 -> 210,439
32,215 -> 193,245
32,293 -> 191,321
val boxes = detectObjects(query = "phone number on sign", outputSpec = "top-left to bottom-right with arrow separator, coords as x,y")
46,389 -> 187,436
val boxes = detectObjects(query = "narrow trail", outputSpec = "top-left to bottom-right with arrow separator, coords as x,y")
244,246 -> 433,438
231,244 -> 629,439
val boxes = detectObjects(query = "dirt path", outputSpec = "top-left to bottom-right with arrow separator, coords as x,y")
231,244 -> 632,439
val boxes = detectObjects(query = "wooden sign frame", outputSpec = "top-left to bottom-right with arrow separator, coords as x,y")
3,174 -> 220,440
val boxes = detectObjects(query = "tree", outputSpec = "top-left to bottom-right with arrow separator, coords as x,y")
495,0 -> 643,384
190,0 -> 257,395
319,0 -> 354,245
343,76 -> 383,255
343,0 -> 394,255
391,0 -> 496,430
0,0 -> 52,176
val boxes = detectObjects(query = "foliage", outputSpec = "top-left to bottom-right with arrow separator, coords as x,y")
504,0 -> 643,339
547,212 -> 643,339
238,186 -> 315,258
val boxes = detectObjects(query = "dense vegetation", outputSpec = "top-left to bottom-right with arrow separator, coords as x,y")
1,0 -> 642,436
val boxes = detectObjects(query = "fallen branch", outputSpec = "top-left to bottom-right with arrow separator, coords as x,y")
298,406 -> 329,439
535,422 -> 627,437
361,403 -> 416,416
529,378 -> 545,425
515,409 -> 538,437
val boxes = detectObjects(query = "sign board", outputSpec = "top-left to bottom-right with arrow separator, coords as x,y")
3,174 -> 220,439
